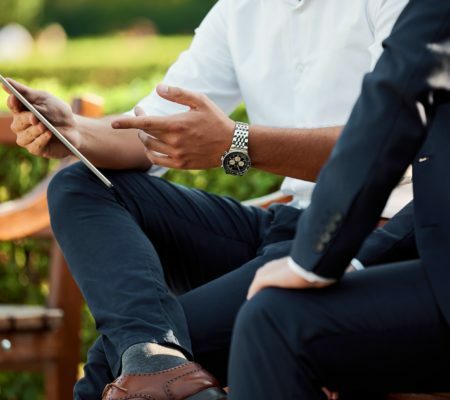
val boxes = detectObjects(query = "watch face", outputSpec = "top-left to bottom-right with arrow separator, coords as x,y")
222,151 -> 251,176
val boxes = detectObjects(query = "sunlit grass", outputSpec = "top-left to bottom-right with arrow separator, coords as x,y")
0,34 -> 192,70
0,35 -> 192,113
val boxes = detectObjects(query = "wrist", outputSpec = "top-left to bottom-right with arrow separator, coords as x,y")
221,121 -> 252,176
72,115 -> 85,151
224,118 -> 235,147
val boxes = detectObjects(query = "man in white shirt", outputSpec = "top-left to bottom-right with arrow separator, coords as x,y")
5,0 -> 408,398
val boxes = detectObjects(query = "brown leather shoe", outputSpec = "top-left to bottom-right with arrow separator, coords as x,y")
102,362 -> 227,400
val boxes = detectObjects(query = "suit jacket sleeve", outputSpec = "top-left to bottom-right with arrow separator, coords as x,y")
355,201 -> 418,267
290,0 -> 450,279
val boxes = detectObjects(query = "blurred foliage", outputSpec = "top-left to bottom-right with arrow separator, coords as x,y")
0,35 -> 282,399
0,373 -> 43,400
0,35 -> 191,115
40,0 -> 217,36
0,0 -> 217,36
0,36 -> 192,88
0,0 -> 44,29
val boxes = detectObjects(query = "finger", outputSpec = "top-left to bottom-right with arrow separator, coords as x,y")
145,151 -> 175,168
7,94 -> 24,113
16,123 -> 48,147
156,84 -> 207,109
322,388 -> 339,400
138,132 -> 173,156
1,82 -> 11,95
5,78 -> 43,102
247,272 -> 267,300
111,115 -> 171,131
25,131 -> 52,156
11,112 -> 38,132
146,149 -> 192,170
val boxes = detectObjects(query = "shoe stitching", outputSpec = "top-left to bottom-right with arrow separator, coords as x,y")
117,394 -> 156,400
164,367 -> 206,400
103,377 -> 128,400
120,363 -> 197,378
106,364 -> 200,399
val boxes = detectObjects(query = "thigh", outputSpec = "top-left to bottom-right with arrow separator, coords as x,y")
179,240 -> 293,384
109,168 -> 271,293
245,260 -> 450,394
59,163 -> 271,293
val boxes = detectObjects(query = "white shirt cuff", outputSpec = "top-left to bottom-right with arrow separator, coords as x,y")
350,258 -> 365,271
288,258 -> 336,284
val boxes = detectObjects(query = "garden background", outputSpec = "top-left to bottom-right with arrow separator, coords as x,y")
0,1 -> 282,398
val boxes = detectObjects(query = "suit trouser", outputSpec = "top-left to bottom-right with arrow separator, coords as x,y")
228,260 -> 450,400
47,162 -> 301,399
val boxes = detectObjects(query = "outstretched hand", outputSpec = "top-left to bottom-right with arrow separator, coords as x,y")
111,84 -> 235,170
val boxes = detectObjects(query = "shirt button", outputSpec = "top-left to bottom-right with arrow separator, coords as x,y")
297,63 -> 305,73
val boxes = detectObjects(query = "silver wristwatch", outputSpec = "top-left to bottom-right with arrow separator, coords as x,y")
221,122 -> 252,176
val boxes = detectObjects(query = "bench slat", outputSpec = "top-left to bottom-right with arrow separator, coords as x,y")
0,305 -> 64,332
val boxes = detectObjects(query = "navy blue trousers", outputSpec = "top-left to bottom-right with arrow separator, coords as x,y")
228,260 -> 450,400
47,162 -> 301,399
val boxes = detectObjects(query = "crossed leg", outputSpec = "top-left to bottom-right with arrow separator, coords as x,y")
228,260 -> 450,400
47,162 -> 300,399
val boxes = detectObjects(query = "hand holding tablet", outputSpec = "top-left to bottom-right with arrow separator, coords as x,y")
0,75 -> 113,188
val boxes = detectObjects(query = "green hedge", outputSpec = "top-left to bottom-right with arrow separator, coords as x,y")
0,0 -> 216,36
0,0 -> 44,29
41,0 -> 217,36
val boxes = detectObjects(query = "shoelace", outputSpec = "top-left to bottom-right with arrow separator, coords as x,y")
102,382 -> 128,399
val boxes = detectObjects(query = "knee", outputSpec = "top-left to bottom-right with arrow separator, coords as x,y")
47,162 -> 107,231
233,289 -> 282,343
48,162 -> 94,207
234,288 -> 320,345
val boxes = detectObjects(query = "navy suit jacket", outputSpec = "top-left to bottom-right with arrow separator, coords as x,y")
290,0 -> 450,323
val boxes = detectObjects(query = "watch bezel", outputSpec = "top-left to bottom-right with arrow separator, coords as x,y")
221,150 -> 252,176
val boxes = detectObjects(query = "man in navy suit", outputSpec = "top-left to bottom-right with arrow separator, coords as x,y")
228,0 -> 450,398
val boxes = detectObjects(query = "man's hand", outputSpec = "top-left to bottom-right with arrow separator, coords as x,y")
248,257 -> 339,399
247,257 -> 334,300
111,84 -> 235,170
3,78 -> 79,158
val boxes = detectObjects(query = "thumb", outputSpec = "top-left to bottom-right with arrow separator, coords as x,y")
156,84 -> 206,109
4,78 -> 43,102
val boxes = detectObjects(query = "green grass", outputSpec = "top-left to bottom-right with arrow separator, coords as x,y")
0,35 -> 192,73
0,35 -> 193,114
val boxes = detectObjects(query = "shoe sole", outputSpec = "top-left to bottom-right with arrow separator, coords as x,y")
185,387 -> 228,400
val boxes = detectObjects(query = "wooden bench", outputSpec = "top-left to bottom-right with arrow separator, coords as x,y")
0,96 -> 103,400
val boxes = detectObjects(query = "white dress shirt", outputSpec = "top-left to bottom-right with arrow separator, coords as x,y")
129,0 -> 411,282
131,0 -> 410,220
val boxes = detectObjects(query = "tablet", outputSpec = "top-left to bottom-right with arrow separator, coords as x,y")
0,75 -> 113,188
